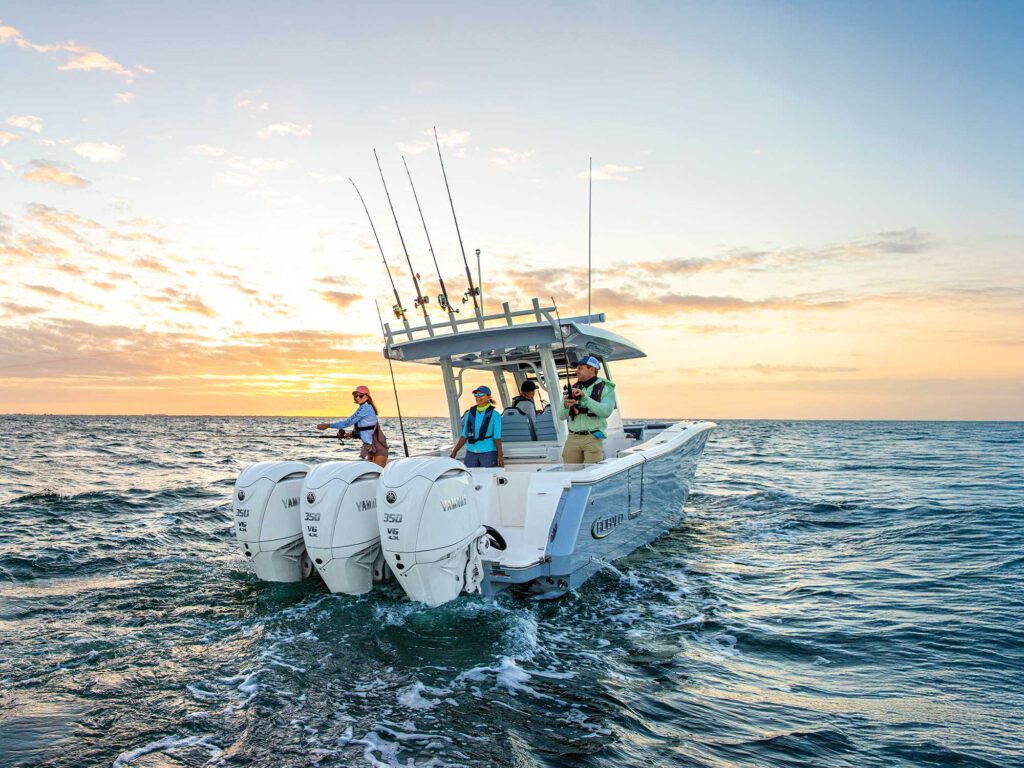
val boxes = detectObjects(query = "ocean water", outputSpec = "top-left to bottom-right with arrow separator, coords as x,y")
0,416 -> 1022,768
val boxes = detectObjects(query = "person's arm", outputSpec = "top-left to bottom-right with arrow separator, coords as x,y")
328,404 -> 367,430
578,383 -> 615,418
558,397 -> 574,420
495,438 -> 504,467
449,412 -> 469,458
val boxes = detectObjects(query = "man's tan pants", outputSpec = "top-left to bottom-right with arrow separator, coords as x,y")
562,432 -> 604,464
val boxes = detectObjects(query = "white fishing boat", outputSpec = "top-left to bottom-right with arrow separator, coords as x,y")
232,299 -> 715,606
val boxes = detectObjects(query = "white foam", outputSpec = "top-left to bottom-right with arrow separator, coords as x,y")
112,733 -> 221,767
398,681 -> 444,711
186,684 -> 218,700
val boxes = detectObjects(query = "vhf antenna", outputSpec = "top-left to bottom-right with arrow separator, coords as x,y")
402,154 -> 458,323
374,148 -> 430,323
350,178 -> 406,321
375,300 -> 410,457
433,126 -> 481,321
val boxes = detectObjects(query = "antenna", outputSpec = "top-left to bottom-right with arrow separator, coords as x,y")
375,300 -> 410,457
588,156 -> 593,320
433,126 -> 481,319
402,155 -> 457,320
374,148 -> 430,323
350,178 -> 405,320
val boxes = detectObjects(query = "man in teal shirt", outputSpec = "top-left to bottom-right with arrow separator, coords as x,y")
558,356 -> 616,464
449,385 -> 504,468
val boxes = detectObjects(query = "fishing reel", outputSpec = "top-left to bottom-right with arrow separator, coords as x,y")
392,304 -> 406,320
414,295 -> 430,309
462,286 -> 480,303
437,294 -> 459,313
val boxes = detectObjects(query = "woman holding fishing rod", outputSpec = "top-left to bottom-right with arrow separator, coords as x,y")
316,386 -> 389,467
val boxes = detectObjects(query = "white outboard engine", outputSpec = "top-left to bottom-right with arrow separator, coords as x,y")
377,457 -> 505,607
233,461 -> 312,582
300,461 -> 385,595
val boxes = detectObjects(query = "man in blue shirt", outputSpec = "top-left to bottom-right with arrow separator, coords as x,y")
449,385 -> 504,468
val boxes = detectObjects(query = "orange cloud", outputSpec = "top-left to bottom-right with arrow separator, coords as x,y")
320,290 -> 361,309
0,23 -> 140,81
22,160 -> 90,189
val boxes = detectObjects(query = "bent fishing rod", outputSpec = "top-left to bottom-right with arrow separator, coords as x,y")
375,299 -> 410,457
374,149 -> 430,323
402,154 -> 457,319
350,178 -> 406,321
433,126 -> 480,316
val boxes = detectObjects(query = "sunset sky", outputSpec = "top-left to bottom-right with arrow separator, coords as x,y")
2,2 -> 1022,419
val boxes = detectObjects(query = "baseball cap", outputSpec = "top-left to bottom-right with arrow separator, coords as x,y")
352,385 -> 371,395
577,355 -> 601,371
472,385 -> 492,396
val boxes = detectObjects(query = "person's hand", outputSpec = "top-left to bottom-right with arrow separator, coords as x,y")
563,398 -> 577,407
497,457 -> 505,468
571,387 -> 583,399
449,450 -> 457,459
316,423 -> 329,430
337,430 -> 346,440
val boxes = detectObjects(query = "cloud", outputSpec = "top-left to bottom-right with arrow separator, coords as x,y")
0,130 -> 18,145
627,229 -> 936,278
1,302 -> 45,316
7,114 -> 43,133
22,160 -> 90,188
491,148 -> 533,168
133,256 -> 171,273
0,24 -> 141,81
308,172 -> 344,184
320,290 -> 361,309
0,319 -> 373,380
237,96 -> 270,113
23,283 -> 63,297
589,287 -> 850,315
583,163 -> 642,182
258,122 -> 312,139
226,156 -> 286,173
114,92 -> 135,104
398,127 -> 470,154
190,144 -> 225,157
1,159 -> 14,173
73,142 -> 125,163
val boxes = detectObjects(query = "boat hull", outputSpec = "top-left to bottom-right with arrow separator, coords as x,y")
483,422 -> 713,598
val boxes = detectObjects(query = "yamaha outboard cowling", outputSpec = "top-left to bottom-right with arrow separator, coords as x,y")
377,457 -> 501,607
233,461 -> 312,582
301,461 -> 384,595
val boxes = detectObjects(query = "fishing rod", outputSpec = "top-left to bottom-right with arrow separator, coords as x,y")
375,300 -> 410,457
402,154 -> 458,320
350,178 -> 406,321
550,296 -> 577,408
373,149 -> 430,323
432,126 -> 480,316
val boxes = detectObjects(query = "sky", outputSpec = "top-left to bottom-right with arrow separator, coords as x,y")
1,1 -> 1022,419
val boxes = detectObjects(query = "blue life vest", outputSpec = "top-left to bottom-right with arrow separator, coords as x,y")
464,405 -> 496,444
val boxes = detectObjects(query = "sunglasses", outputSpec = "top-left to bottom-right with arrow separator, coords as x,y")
473,393 -> 487,398
352,393 -> 367,398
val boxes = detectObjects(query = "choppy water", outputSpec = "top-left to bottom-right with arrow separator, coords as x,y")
0,417 -> 1022,767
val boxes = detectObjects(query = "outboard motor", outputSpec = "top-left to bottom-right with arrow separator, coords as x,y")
377,457 -> 505,607
233,461 -> 312,582
301,461 -> 385,595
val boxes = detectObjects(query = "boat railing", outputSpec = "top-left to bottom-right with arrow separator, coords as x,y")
384,298 -> 604,346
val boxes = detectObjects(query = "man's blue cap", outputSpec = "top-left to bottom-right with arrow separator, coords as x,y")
472,385 -> 492,395
577,355 -> 601,371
